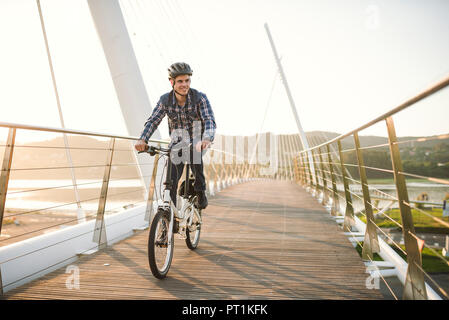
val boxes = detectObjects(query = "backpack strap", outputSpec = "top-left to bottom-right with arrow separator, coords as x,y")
167,90 -> 174,107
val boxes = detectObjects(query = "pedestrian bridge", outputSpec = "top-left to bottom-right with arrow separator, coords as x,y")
1,73 -> 449,300
3,180 -> 382,300
2,0 -> 449,298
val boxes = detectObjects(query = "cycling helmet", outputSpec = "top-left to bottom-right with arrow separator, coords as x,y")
168,62 -> 193,79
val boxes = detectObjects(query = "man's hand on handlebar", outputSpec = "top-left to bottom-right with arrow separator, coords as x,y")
135,139 -> 148,152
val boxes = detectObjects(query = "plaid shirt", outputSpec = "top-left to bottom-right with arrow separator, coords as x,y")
139,89 -> 216,146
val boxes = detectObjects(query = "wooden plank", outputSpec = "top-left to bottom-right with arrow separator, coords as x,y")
4,180 -> 383,300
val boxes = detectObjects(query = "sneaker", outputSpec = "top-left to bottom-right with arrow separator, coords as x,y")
197,191 -> 208,209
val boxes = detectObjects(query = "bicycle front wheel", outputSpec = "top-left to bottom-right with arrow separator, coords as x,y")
148,210 -> 174,279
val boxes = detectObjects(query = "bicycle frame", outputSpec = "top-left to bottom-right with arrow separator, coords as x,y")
143,143 -> 204,278
160,150 -> 202,241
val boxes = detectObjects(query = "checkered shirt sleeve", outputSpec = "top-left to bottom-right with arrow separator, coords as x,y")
199,93 -> 216,142
139,99 -> 166,143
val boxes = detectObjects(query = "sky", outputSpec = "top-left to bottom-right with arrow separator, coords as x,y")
1,0 -> 449,143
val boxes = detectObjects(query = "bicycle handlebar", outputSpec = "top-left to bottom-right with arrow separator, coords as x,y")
138,145 -> 168,156
138,143 -> 194,156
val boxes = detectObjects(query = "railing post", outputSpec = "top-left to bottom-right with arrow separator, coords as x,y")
318,148 -> 329,205
283,135 -> 289,180
248,135 -> 254,180
144,144 -> 160,223
236,136 -> 243,183
0,128 -> 15,241
232,136 -> 237,184
354,132 -> 380,260
326,144 -> 340,216
286,135 -> 294,180
255,133 -> 260,179
301,153 -> 308,187
299,153 -> 305,185
386,117 -> 428,300
221,135 -> 228,187
312,150 -> 321,198
264,132 -> 272,180
306,151 -> 314,191
243,136 -> 249,180
292,134 -> 303,183
251,134 -> 258,180
205,153 -> 215,196
297,154 -> 303,185
278,135 -> 284,180
231,137 -> 237,184
210,149 -> 218,193
219,149 -> 225,189
93,137 -> 115,250
290,135 -> 297,181
0,128 -> 16,295
293,156 -> 299,184
337,140 -> 355,231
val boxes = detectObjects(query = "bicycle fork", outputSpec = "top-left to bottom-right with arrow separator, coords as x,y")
162,157 -> 175,247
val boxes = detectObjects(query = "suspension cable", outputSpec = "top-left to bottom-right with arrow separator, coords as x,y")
35,0 -> 85,220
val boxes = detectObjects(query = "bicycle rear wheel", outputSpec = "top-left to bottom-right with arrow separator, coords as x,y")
148,210 -> 174,279
185,207 -> 201,250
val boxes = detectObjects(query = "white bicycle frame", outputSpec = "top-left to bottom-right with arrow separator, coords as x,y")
153,142 -> 205,246
161,182 -> 202,244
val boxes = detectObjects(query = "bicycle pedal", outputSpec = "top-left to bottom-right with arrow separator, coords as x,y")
177,227 -> 187,239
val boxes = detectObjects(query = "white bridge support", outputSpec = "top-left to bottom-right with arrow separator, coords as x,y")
87,0 -> 158,191
264,23 -> 315,178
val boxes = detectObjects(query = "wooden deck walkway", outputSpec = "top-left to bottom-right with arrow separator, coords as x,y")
4,180 -> 383,300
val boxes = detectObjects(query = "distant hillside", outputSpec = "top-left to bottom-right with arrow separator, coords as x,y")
304,131 -> 449,179
305,131 -> 449,150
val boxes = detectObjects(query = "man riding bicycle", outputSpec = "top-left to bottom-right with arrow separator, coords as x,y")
135,62 -> 216,210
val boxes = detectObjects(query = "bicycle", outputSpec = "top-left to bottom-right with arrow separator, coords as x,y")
139,144 -> 203,279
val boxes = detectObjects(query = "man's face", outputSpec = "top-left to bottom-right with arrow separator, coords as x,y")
171,74 -> 191,95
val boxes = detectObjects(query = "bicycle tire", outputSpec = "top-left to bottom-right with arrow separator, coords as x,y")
148,210 -> 174,279
185,208 -> 201,250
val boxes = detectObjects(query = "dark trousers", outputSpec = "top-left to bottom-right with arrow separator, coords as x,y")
169,148 -> 206,207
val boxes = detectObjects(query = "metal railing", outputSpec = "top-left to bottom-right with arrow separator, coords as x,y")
0,122 -> 262,294
292,75 -> 449,300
